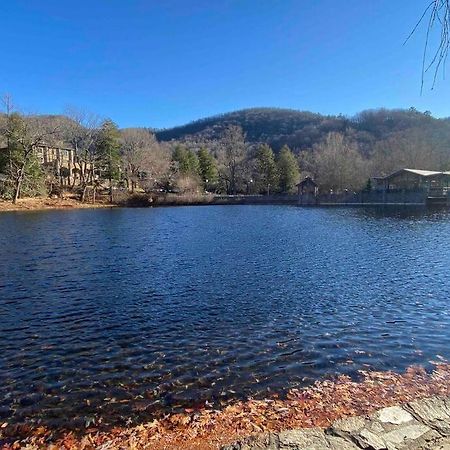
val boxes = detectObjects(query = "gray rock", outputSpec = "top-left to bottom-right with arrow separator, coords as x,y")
222,432 -> 279,450
332,415 -> 367,434
278,428 -> 329,449
326,435 -> 361,449
407,397 -> 450,436
428,438 -> 450,449
377,406 -> 415,425
383,423 -> 431,445
356,428 -> 387,449
277,428 -> 360,449
221,396 -> 450,450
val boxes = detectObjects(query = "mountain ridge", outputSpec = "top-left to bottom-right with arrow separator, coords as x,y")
154,106 -> 450,152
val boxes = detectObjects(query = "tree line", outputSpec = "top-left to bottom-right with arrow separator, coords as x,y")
2,101 -> 450,203
0,105 -> 301,203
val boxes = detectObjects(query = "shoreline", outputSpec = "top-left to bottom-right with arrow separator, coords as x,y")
2,364 -> 450,450
0,195 -> 442,214
0,194 -> 300,213
0,198 -> 117,213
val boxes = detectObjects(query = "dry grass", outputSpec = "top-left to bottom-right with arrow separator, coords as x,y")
0,197 -> 115,213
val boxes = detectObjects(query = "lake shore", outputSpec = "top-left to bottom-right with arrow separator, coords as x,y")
0,193 -> 300,213
0,197 -> 116,213
2,364 -> 450,450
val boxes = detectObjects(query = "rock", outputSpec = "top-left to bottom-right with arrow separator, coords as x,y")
278,428 -> 360,449
222,429 -> 361,450
222,433 -> 279,450
407,397 -> 450,436
377,406 -> 415,425
332,415 -> 367,434
278,428 -> 329,449
356,428 -> 387,449
428,439 -> 450,449
326,435 -> 361,449
383,423 -> 432,445
221,396 -> 450,450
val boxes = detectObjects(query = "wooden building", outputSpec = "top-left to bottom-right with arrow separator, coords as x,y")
372,169 -> 450,195
297,177 -> 318,195
297,177 -> 318,205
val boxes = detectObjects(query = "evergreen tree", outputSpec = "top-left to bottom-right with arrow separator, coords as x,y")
172,145 -> 200,176
172,145 -> 189,172
255,144 -> 279,194
277,145 -> 300,193
97,119 -> 121,203
197,147 -> 218,189
186,150 -> 200,175
1,113 -> 48,203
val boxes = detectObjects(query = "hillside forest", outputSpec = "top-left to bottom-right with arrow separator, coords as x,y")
1,105 -> 450,202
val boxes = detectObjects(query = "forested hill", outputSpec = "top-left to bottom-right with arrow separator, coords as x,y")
155,107 -> 450,152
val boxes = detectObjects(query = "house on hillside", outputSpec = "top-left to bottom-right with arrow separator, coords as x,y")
0,144 -> 93,186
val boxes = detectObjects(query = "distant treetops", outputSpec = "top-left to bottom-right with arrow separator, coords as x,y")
1,105 -> 448,202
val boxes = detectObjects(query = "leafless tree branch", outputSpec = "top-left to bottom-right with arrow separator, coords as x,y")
407,1 -> 450,91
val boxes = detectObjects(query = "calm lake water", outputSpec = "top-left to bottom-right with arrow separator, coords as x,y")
1,205 -> 450,428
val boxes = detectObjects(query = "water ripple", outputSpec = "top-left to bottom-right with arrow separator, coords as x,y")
1,206 -> 450,426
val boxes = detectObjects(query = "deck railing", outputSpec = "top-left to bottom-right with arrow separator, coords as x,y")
427,186 -> 450,197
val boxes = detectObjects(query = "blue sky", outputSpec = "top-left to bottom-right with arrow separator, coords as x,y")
1,0 -> 449,128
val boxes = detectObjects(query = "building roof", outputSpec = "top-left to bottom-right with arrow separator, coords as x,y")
381,168 -> 442,180
402,169 -> 442,176
297,176 -> 318,187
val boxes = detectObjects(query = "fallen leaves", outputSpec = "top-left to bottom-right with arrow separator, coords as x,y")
2,363 -> 450,450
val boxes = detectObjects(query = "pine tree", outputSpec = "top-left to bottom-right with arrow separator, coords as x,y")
97,119 -> 121,203
255,144 -> 279,195
186,150 -> 200,175
197,147 -> 218,189
277,145 -> 300,193
172,145 -> 200,176
1,113 -> 49,203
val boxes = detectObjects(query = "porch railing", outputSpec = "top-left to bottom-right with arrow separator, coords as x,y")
427,186 -> 450,197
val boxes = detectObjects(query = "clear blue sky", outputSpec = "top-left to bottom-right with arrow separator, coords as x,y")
1,0 -> 449,128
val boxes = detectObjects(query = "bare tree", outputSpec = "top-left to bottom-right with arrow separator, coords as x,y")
63,108 -> 101,196
408,0 -> 450,90
120,128 -> 169,193
140,139 -> 172,192
303,132 -> 368,193
370,128 -> 448,175
216,125 -> 247,194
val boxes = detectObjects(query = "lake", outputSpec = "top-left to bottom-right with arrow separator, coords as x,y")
1,205 -> 450,428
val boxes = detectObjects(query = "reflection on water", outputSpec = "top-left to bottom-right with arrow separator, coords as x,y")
1,205 -> 450,427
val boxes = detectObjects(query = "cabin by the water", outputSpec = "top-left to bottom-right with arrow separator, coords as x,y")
297,177 -> 318,205
298,168 -> 450,206
372,169 -> 450,197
